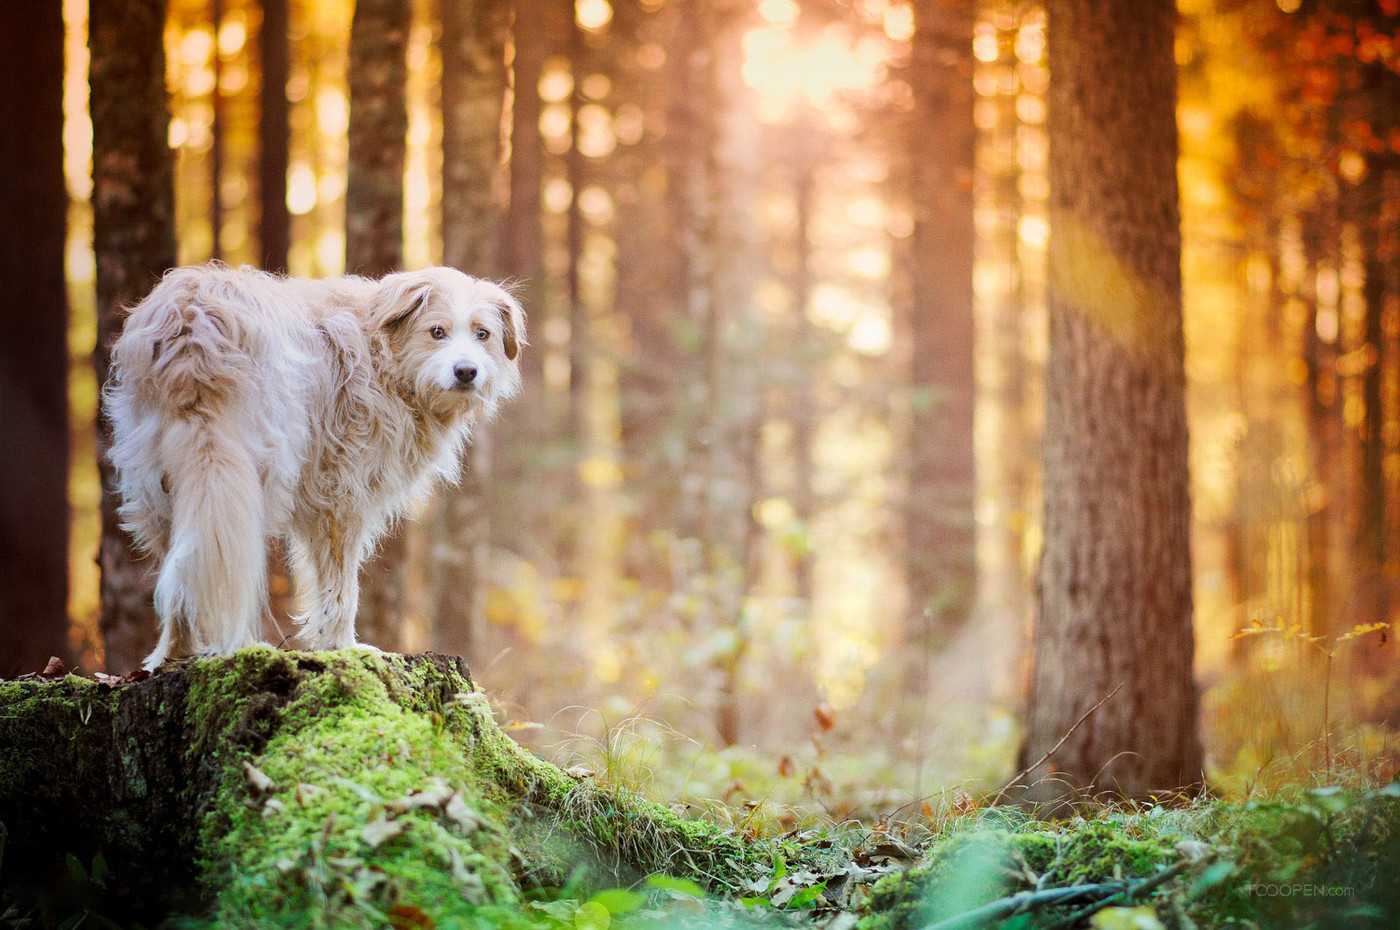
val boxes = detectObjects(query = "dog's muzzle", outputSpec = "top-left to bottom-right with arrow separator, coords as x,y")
452,361 -> 478,388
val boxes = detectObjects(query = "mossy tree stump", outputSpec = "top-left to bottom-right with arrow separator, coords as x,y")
0,648 -> 761,925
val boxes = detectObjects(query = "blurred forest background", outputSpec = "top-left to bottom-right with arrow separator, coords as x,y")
3,0 -> 1400,816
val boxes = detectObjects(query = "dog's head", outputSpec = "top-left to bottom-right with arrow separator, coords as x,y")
371,267 -> 525,422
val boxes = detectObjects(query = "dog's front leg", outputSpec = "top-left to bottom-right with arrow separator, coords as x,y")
293,519 -> 373,652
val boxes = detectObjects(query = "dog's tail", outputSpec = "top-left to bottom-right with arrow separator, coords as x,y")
111,270 -> 268,669
150,415 -> 266,663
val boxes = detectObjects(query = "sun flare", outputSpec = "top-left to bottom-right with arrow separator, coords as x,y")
741,22 -> 888,124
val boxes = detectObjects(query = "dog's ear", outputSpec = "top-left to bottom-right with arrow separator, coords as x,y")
374,276 -> 433,330
497,295 -> 526,361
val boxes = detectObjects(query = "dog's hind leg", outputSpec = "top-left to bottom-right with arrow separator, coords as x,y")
154,417 -> 268,660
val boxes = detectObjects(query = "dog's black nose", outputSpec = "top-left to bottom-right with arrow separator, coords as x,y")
453,362 -> 478,386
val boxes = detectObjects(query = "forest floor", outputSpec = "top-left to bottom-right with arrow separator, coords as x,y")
2,650 -> 1397,929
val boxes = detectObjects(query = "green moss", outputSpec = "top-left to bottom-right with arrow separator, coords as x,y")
414,664 -> 767,894
206,698 -> 517,924
0,677 -> 110,799
3,648 -> 777,925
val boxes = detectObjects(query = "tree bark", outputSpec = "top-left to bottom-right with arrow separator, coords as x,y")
346,0 -> 411,648
1019,0 -> 1203,800
906,0 -> 978,646
346,0 -> 410,278
258,0 -> 291,273
436,0 -> 510,659
0,1 -> 71,675
90,0 -> 177,673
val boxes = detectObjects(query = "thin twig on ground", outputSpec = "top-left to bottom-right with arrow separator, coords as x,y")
1041,857 -> 1200,929
990,682 -> 1125,808
920,856 -> 1196,930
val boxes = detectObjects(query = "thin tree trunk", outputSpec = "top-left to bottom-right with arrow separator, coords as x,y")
614,0 -> 687,563
1019,0 -> 1203,800
502,0 -> 546,382
211,0 -> 225,261
346,0 -> 411,648
705,3 -> 762,746
90,0 -> 177,672
790,146 -> 816,609
436,0 -> 509,659
565,7 -> 588,464
672,0 -> 716,548
0,1 -> 71,674
346,0 -> 410,278
491,0 -> 548,550
1356,166 -> 1387,585
1302,208 -> 1337,636
257,0 -> 294,635
259,0 -> 291,272
983,6 -> 1030,629
906,0 -> 978,647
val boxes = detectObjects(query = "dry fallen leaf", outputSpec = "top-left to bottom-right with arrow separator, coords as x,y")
386,781 -> 455,813
1174,839 -> 1214,862
242,761 -> 274,795
362,816 -> 407,848
444,792 -> 483,833
387,903 -> 435,928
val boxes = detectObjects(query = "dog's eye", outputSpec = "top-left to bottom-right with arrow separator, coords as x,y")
475,327 -> 490,342
429,325 -> 448,340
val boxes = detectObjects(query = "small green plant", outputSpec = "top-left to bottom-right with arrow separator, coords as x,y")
1232,617 -> 1390,777
739,855 -> 827,911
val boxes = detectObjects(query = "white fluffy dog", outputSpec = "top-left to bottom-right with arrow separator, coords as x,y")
104,264 -> 524,670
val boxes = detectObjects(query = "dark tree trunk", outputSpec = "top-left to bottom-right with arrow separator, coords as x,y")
1018,0 -> 1203,800
906,0 -> 978,648
0,1 -> 71,675
211,0 -> 225,261
257,0 -> 294,633
90,0 -> 177,673
346,0 -> 410,277
436,0 -> 510,659
346,0 -> 411,648
258,0 -> 291,272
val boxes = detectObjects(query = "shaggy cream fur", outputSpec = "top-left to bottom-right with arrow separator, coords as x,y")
104,264 -> 524,669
